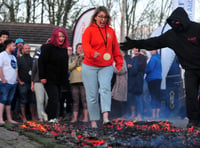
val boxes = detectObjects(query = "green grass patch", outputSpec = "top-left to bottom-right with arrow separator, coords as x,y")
3,122 -> 74,148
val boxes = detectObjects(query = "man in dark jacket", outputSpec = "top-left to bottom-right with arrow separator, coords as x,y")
120,7 -> 200,128
17,44 -> 36,122
127,48 -> 146,120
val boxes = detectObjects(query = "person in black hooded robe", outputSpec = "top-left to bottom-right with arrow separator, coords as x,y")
120,7 -> 200,128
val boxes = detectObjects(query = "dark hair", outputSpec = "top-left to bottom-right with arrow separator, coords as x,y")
75,43 -> 82,50
4,39 -> 14,48
134,48 -> 140,52
0,30 -> 9,37
90,6 -> 111,25
75,43 -> 83,55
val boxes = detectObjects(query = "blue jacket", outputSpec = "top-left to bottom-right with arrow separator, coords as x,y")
145,54 -> 162,82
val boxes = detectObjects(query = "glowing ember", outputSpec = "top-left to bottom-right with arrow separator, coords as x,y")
19,121 -> 47,132
84,138 -> 105,146
14,120 -> 200,147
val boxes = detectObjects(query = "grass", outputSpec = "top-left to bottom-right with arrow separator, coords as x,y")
3,122 -> 76,148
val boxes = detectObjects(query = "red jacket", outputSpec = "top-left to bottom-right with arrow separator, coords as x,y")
82,23 -> 123,70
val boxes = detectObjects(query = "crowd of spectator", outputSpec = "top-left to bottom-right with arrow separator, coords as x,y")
0,16 -> 185,127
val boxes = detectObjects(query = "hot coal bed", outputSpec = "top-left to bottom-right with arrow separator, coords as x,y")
14,120 -> 200,147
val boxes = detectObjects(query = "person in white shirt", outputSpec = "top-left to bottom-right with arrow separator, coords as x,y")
0,39 -> 18,124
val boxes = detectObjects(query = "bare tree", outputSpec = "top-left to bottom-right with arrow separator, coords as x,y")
41,0 -> 44,23
102,0 -> 113,12
26,0 -> 31,23
0,1 -> 4,10
32,0 -> 39,23
46,0 -> 55,24
133,0 -> 156,38
157,0 -> 172,26
120,0 -> 126,41
0,0 -> 173,37
124,0 -> 138,37
122,0 -> 172,39
63,0 -> 78,28
44,0 -> 77,27
3,0 -> 20,22
65,7 -> 83,30
56,0 -> 64,26
0,1 -> 5,21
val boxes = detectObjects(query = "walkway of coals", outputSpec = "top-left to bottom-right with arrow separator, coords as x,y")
0,118 -> 190,148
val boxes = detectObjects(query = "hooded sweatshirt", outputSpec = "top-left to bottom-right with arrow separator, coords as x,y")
82,23 -> 123,70
128,7 -> 200,70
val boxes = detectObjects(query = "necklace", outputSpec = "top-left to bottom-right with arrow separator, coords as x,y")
97,25 -> 111,61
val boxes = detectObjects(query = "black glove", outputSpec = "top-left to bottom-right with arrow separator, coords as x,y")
120,36 -> 136,50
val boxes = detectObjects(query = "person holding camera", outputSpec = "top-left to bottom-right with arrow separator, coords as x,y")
69,43 -> 88,123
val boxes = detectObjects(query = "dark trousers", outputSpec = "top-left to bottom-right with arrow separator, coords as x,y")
148,79 -> 161,109
59,90 -> 72,117
185,70 -> 200,121
18,83 -> 35,108
11,84 -> 20,112
44,83 -> 60,120
110,99 -> 126,119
